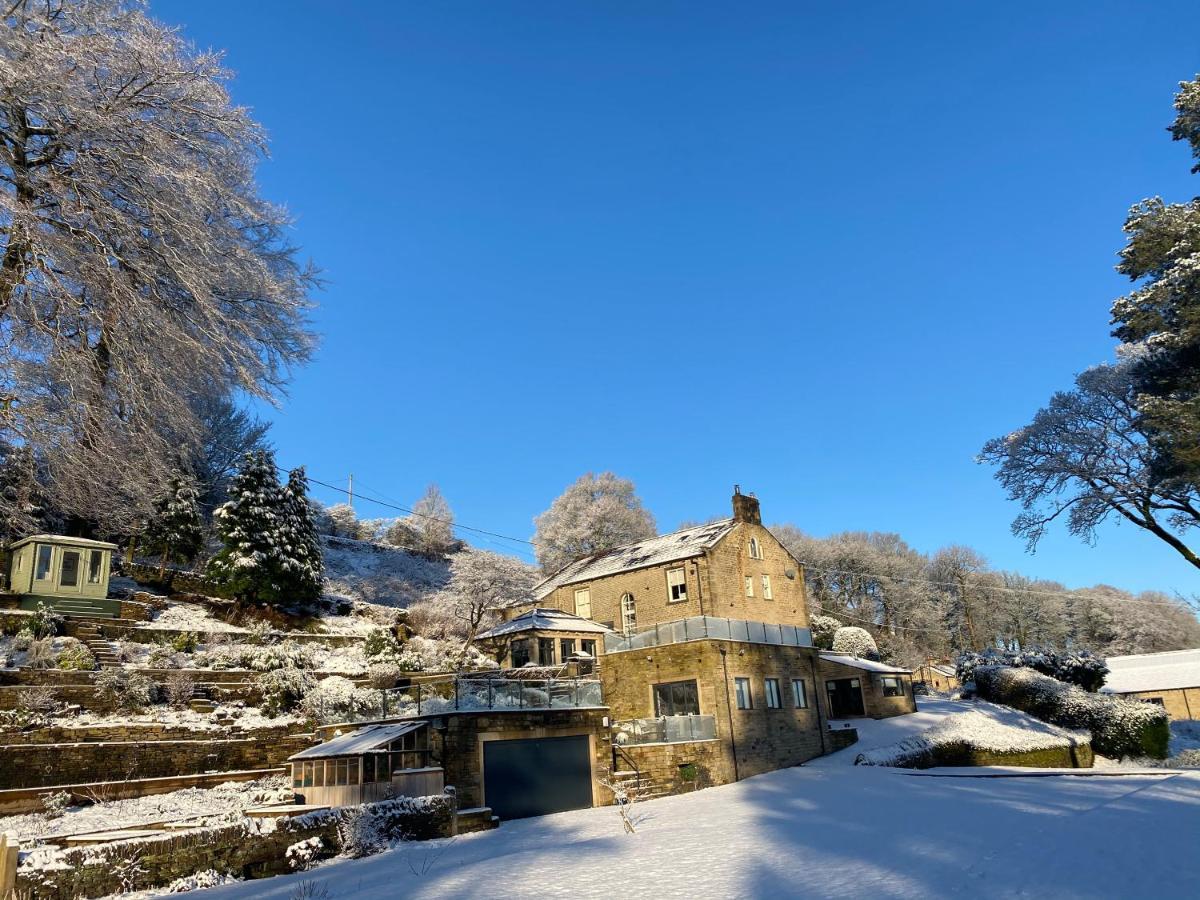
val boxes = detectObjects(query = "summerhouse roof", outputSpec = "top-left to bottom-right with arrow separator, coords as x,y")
8,534 -> 118,551
288,722 -> 426,760
1100,648 -> 1200,694
475,607 -> 613,640
533,519 -> 737,599
820,652 -> 912,675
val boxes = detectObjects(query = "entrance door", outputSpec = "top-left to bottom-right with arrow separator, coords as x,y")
482,735 -> 592,820
58,550 -> 82,594
826,678 -> 865,718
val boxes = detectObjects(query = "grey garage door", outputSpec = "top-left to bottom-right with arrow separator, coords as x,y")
482,735 -> 592,820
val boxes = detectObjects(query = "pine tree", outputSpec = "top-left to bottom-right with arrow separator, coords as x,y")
141,476 -> 205,571
0,443 -> 45,541
282,467 -> 325,606
207,451 -> 291,605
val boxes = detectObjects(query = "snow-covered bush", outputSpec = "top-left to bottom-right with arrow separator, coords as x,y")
11,628 -> 33,651
366,662 -> 403,689
26,637 -> 56,669
258,668 -> 315,717
337,807 -> 387,859
974,665 -> 1169,759
28,603 -> 64,639
56,639 -> 97,671
956,648 -> 1109,692
831,626 -> 879,660
809,615 -> 843,650
286,836 -> 324,870
243,620 -> 279,646
165,870 -> 238,893
147,645 -> 183,669
363,627 -> 403,661
247,639 -> 314,672
95,669 -> 160,711
13,684 -> 59,724
165,672 -> 196,708
40,790 -> 71,818
299,675 -> 378,724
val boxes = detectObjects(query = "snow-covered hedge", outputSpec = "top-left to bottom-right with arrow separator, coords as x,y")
809,615 -> 842,650
831,626 -> 879,660
855,706 -> 1088,768
957,648 -> 1108,692
974,665 -> 1169,759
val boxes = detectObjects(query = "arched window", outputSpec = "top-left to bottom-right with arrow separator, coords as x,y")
621,592 -> 637,636
748,537 -> 762,560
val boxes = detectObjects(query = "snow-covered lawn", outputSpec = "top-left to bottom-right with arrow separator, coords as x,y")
191,762 -> 1200,899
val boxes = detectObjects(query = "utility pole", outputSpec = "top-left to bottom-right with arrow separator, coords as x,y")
348,473 -> 353,510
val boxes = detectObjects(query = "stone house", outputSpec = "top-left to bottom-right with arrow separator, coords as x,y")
1100,648 -> 1200,720
914,658 -> 960,693
511,488 -> 916,794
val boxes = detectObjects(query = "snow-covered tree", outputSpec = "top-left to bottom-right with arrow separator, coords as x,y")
533,472 -> 656,573
325,504 -> 360,538
410,484 -> 456,556
437,550 -> 537,646
187,393 -> 273,519
207,451 -> 322,608
0,1 -> 316,535
140,476 -> 205,569
0,442 -> 46,540
809,615 -> 843,650
831,626 -> 880,660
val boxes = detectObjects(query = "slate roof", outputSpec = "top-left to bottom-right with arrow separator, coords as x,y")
288,722 -> 426,760
820,652 -> 912,675
533,519 -> 737,599
475,608 -> 614,640
1099,648 -> 1200,694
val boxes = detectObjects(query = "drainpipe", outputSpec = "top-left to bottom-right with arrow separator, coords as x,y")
808,650 -> 828,756
695,561 -> 706,618
718,646 -> 740,782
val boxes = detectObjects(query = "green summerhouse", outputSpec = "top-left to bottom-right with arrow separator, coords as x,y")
7,534 -> 118,617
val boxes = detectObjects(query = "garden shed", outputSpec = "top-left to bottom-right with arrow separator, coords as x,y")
6,534 -> 117,616
819,653 -> 916,719
289,721 -> 443,807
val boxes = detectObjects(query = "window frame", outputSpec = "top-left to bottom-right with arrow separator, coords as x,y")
580,639 -> 596,658
744,575 -> 754,597
574,588 -> 592,619
881,676 -> 903,698
510,638 -> 532,668
560,638 -> 576,659
748,537 -> 763,560
537,637 -> 556,665
791,678 -> 809,708
34,545 -> 53,581
653,679 -> 701,717
59,550 -> 81,588
621,592 -> 637,635
87,550 -> 104,584
666,567 -> 688,603
761,574 -> 773,600
734,676 -> 753,710
764,677 -> 783,709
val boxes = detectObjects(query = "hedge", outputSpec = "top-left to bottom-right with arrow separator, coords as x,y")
974,665 -> 1169,759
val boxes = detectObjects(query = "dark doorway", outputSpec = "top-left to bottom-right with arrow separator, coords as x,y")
482,735 -> 593,820
825,678 -> 865,718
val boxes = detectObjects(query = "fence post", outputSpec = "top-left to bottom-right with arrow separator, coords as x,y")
417,682 -> 422,715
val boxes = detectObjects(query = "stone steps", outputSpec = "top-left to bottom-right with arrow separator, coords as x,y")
456,806 -> 498,833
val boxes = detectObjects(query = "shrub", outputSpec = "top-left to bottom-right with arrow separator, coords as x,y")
366,663 -> 402,690
56,640 -> 97,671
974,665 -> 1169,759
170,631 -> 199,653
165,672 -> 196,708
258,668 -> 315,717
40,790 -> 72,819
147,645 -> 181,669
95,670 -> 160,711
28,603 -> 64,639
809,615 -> 843,650
11,628 -> 34,652
299,675 -> 377,724
15,685 -> 59,724
831,626 -> 880,660
25,638 -> 56,669
956,648 -> 1109,692
248,639 -> 314,672
244,620 -> 279,646
363,627 -> 402,661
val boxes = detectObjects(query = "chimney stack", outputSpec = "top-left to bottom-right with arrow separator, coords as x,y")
731,486 -> 761,525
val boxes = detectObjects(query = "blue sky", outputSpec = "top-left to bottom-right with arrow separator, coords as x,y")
152,1 -> 1200,596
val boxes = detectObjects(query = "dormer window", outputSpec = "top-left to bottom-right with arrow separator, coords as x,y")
748,537 -> 763,560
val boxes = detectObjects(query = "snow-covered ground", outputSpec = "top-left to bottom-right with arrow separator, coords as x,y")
191,761 -> 1200,899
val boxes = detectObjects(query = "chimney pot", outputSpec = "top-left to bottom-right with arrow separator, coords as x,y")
731,489 -> 762,525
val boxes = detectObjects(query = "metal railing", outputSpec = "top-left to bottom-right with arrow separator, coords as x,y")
613,714 -> 718,745
349,674 -> 604,723
603,616 -> 813,654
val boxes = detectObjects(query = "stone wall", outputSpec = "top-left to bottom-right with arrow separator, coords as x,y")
15,795 -> 456,899
819,657 -> 917,719
0,732 -> 314,789
619,738 -> 728,796
0,721 -> 298,746
827,726 -> 858,753
602,639 -> 828,784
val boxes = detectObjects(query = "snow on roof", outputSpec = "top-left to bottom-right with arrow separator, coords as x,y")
475,608 -> 614,640
9,533 -> 118,551
288,722 -> 426,760
1099,648 -> 1200,694
820,652 -> 912,675
534,519 -> 737,599
931,665 -> 957,677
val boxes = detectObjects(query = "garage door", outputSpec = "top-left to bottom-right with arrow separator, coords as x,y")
482,735 -> 593,820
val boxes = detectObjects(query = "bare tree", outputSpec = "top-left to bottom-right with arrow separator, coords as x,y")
0,1 -> 316,534
980,362 -> 1200,570
533,472 -> 656,573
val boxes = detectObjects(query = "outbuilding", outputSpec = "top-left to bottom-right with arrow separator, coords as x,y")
1100,649 -> 1200,720
289,721 -> 443,807
6,534 -> 117,616
475,607 -> 612,669
819,653 -> 916,719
